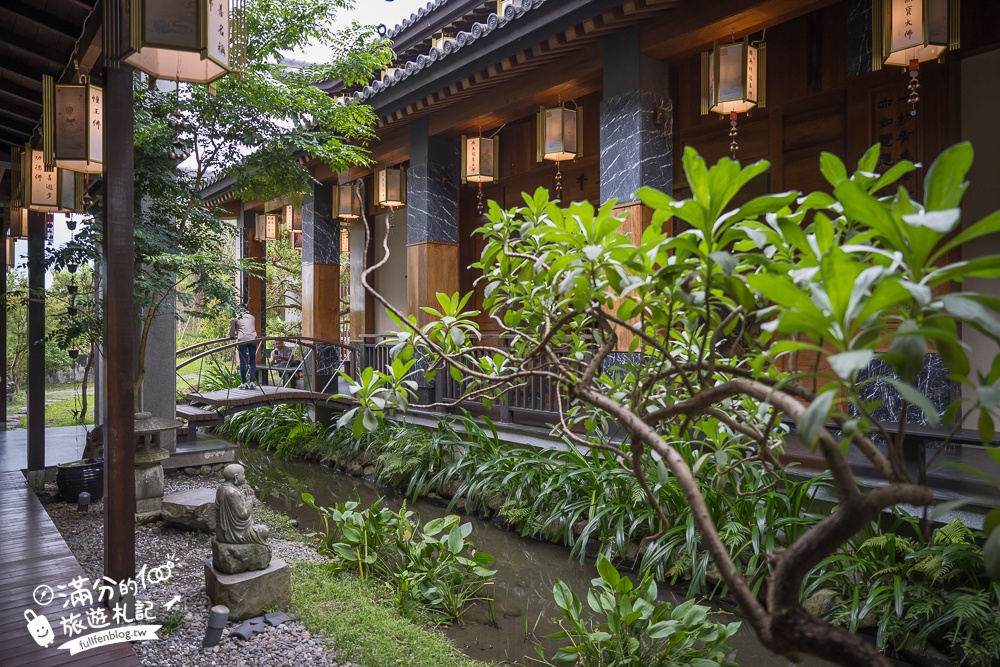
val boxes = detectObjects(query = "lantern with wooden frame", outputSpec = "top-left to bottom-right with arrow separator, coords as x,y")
289,230 -> 302,252
5,236 -> 15,269
41,74 -> 103,174
283,205 -> 302,232
376,167 -> 407,208
873,0 -> 959,116
255,213 -> 278,241
536,102 -> 581,199
462,134 -> 498,213
122,0 -> 245,84
24,146 -> 61,213
334,183 -> 361,220
701,36 -> 766,159
7,147 -> 27,239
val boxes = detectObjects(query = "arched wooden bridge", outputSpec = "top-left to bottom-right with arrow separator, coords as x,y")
174,336 -> 354,428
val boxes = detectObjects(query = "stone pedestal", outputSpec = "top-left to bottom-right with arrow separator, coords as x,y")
135,447 -> 169,524
204,558 -> 291,621
162,487 -> 217,532
212,539 -> 271,574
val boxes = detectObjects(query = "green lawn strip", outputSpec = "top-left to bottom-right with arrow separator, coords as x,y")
291,562 -> 489,667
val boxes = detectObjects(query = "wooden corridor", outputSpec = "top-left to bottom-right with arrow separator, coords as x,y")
0,471 -> 142,666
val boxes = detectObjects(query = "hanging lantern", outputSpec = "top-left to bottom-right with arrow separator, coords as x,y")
536,103 -> 581,163
876,0 -> 959,67
874,0 -> 959,116
334,183 -> 361,219
5,236 -> 15,269
376,167 -> 407,207
24,146 -> 61,213
462,135 -> 498,183
43,74 -> 103,174
59,170 -> 87,214
282,205 -> 302,232
289,230 -> 302,252
255,213 -> 278,241
7,147 -> 27,239
701,37 -> 766,158
123,0 -> 242,84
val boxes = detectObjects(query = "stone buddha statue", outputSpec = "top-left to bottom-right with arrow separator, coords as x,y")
212,464 -> 271,574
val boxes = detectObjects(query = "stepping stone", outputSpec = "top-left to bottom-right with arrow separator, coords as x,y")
162,487 -> 217,532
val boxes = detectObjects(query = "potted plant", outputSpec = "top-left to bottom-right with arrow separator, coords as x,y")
56,459 -> 103,503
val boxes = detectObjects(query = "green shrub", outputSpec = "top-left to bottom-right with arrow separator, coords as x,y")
540,555 -> 740,667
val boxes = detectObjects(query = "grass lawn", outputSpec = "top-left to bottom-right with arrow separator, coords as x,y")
292,562 -> 491,667
9,386 -> 95,428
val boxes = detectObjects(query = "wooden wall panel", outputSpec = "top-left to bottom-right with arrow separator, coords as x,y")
407,241 -> 460,327
301,262 -> 342,342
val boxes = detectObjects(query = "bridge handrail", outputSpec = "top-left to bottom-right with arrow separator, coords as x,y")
176,335 -> 353,372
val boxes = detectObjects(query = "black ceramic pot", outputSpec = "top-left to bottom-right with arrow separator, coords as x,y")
56,459 -> 104,503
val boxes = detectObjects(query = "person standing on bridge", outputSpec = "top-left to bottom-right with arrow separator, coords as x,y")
229,304 -> 259,390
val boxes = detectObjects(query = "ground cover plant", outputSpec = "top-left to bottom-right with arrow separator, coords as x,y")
340,142 -> 1000,666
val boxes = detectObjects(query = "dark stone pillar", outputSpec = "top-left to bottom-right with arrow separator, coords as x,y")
848,0 -> 875,78
599,26 -> 672,204
406,118 -> 459,329
26,212 -> 45,478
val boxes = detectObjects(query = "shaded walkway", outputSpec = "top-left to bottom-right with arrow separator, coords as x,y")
0,426 -> 90,473
0,471 -> 142,666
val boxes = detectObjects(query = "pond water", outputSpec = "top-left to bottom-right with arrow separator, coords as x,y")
239,446 -> 841,666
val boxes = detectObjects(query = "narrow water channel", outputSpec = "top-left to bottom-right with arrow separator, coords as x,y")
239,445 -> 840,666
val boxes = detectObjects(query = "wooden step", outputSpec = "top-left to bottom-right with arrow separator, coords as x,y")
176,404 -> 224,423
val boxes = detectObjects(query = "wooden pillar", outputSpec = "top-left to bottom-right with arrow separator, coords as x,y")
406,119 -> 460,327
26,212 -> 45,478
301,182 -> 340,341
241,207 -> 264,342
102,62 -> 136,592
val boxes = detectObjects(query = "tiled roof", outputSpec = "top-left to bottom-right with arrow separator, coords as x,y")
350,0 -> 547,103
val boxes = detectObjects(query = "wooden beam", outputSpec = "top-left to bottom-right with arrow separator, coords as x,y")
640,0 -> 839,61
102,63 -> 136,597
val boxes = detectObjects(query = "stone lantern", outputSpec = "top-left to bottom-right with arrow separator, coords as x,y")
134,411 -> 183,524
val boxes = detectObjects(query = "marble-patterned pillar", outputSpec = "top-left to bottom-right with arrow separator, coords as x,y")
406,117 -> 460,327
301,182 -> 341,344
599,26 -> 672,205
847,0 -> 875,79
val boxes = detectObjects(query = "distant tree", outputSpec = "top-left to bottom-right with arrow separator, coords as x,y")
345,143 -> 1000,666
47,0 -> 392,410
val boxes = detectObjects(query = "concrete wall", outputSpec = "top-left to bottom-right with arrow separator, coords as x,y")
373,209 -> 409,335
960,47 -> 1000,429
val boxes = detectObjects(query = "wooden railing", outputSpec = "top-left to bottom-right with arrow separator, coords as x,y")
358,334 -> 564,424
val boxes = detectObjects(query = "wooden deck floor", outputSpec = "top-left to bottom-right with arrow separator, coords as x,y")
0,472 -> 142,666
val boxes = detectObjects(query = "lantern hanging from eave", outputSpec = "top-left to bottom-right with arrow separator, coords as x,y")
255,213 -> 278,241
874,0 -> 960,117
376,167 -> 407,208
5,236 -> 16,269
289,230 -> 302,252
24,145 -> 61,213
536,101 -> 581,200
42,74 -> 103,174
282,205 -> 302,232
334,183 -> 361,220
701,37 -> 766,160
462,134 -> 498,214
123,0 -> 244,84
8,147 -> 27,239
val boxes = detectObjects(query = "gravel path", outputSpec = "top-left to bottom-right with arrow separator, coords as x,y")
43,470 -> 350,667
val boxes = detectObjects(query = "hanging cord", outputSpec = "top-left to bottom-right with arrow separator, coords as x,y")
30,0 -> 100,143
